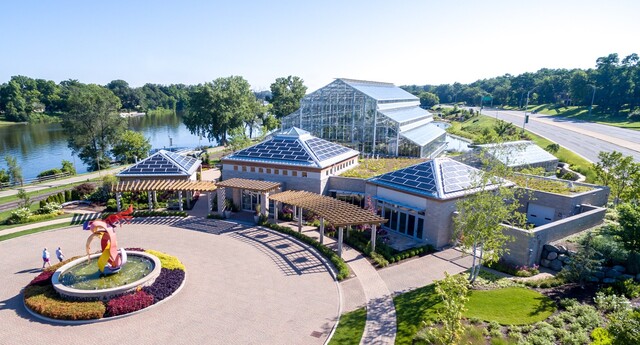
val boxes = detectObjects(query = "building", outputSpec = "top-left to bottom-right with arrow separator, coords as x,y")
472,141 -> 559,173
117,149 -> 201,181
364,157 -> 505,248
221,127 -> 359,209
281,78 -> 446,158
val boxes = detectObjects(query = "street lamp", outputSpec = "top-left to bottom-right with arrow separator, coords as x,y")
588,84 -> 596,117
522,86 -> 539,132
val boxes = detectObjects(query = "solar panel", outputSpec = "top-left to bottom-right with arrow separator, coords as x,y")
306,137 -> 353,162
232,137 -> 313,163
439,160 -> 479,193
119,150 -> 198,176
376,161 -> 438,195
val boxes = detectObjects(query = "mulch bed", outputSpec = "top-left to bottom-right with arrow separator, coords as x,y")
537,283 -> 599,304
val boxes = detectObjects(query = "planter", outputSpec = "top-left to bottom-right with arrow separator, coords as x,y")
254,215 -> 260,223
224,210 -> 231,218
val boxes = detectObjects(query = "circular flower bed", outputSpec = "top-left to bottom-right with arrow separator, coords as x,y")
23,248 -> 185,321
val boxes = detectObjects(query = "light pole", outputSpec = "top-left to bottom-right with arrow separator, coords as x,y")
588,84 -> 596,117
522,86 -> 538,132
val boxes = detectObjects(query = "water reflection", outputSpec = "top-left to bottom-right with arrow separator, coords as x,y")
0,112 -> 216,179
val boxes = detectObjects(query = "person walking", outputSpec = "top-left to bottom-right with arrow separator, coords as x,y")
56,247 -> 65,262
42,248 -> 51,268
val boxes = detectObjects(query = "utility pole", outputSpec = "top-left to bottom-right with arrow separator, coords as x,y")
588,84 -> 596,117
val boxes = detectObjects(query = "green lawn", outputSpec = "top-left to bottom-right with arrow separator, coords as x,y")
328,307 -> 367,345
0,221 -> 74,242
526,104 -> 640,130
464,287 -> 556,325
0,212 -> 74,232
0,180 -> 96,205
394,284 -> 441,345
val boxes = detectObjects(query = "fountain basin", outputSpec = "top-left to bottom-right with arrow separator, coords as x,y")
52,251 -> 161,301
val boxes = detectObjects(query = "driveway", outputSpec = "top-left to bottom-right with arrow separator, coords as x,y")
0,218 -> 339,345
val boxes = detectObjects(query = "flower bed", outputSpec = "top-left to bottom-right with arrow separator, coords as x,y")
23,248 -> 185,322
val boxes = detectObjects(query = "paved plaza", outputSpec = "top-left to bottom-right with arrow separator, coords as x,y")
0,219 -> 340,345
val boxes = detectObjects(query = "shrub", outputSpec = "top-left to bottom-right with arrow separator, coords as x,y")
594,292 -> 631,313
37,202 -> 61,215
559,298 -> 579,310
6,207 -> 32,224
207,213 -> 226,220
73,183 -> 96,199
106,290 -> 154,317
522,276 -> 565,288
371,252 -> 389,268
64,189 -> 72,202
45,256 -> 81,273
145,250 -> 186,271
28,270 -> 54,286
590,327 -> 613,345
143,268 -> 186,303
23,285 -> 105,320
603,279 -> 640,299
37,168 -> 62,178
106,198 -> 117,211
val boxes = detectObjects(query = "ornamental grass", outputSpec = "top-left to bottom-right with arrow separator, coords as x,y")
24,285 -> 105,320
145,250 -> 186,271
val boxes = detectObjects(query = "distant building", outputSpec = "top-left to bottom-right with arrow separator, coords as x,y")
221,127 -> 359,196
281,78 -> 446,158
455,141 -> 559,173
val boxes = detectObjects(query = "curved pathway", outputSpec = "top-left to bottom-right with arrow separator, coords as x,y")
0,218 -> 340,345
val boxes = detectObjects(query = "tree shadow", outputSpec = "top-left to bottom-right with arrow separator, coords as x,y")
528,295 -> 557,317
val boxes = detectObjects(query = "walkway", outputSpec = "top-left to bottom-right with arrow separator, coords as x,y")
0,166 -> 126,198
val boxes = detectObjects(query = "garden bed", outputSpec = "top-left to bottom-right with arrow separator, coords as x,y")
23,248 -> 185,322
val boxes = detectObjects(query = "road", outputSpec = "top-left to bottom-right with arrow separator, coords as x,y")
479,108 -> 640,162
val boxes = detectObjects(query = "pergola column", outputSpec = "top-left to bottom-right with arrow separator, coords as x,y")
371,224 -> 377,253
147,192 -> 153,211
186,191 -> 191,209
293,206 -> 297,220
319,217 -> 325,244
261,192 -> 269,217
217,187 -> 226,214
338,226 -> 344,258
274,201 -> 279,222
207,191 -> 212,214
153,191 -> 157,204
116,192 -> 122,212
297,207 -> 303,233
346,225 -> 351,239
178,191 -> 183,211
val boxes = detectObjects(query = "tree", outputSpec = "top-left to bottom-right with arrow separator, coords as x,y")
5,155 -> 23,186
184,76 -> 255,146
614,203 -> 640,253
545,143 -> 560,154
111,130 -> 152,164
418,91 -> 440,108
61,84 -> 125,170
16,189 -> 32,209
453,146 -> 528,283
267,76 -> 307,118
426,272 -> 470,345
493,119 -> 517,137
558,232 -> 602,288
226,126 -> 253,152
0,168 -> 9,186
61,160 -> 76,175
593,151 -> 639,204
106,80 -> 142,111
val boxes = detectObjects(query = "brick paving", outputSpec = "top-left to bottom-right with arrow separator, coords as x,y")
0,220 -> 340,345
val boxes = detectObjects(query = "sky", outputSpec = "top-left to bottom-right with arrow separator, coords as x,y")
1,0 -> 639,91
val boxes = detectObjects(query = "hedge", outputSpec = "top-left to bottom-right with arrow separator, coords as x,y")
145,250 -> 186,271
24,285 -> 106,320
262,222 -> 350,280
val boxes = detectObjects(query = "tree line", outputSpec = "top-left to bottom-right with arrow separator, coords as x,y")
0,74 -> 308,171
403,52 -> 640,115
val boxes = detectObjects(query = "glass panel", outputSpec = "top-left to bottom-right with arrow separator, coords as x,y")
399,212 -> 407,234
390,210 -> 398,230
384,207 -> 391,227
408,214 -> 416,237
417,218 -> 424,239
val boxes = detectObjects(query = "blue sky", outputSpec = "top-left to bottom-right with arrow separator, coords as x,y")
1,0 -> 638,91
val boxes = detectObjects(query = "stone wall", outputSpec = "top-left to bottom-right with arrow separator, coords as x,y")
501,205 -> 607,267
328,176 -> 367,193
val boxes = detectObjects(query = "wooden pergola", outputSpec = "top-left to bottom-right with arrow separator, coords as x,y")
215,178 -> 281,216
270,190 -> 387,257
112,180 -> 217,212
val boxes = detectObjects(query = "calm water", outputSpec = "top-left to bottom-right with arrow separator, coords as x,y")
0,112 -> 216,180
58,254 -> 154,290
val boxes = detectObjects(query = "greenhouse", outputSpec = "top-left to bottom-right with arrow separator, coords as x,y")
281,78 -> 447,158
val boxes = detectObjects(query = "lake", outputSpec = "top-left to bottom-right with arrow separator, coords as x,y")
0,112 -> 217,180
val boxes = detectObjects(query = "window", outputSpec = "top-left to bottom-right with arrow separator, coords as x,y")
242,166 -> 247,172
302,172 -> 307,178
233,166 -> 238,171
266,168 -> 271,174
275,169 -> 279,175
417,218 -> 424,239
399,213 -> 407,234
283,170 -> 288,176
407,214 -> 415,237
292,171 -> 297,177
326,171 -> 329,176
259,168 -> 263,173
250,167 -> 255,172
390,210 -> 398,231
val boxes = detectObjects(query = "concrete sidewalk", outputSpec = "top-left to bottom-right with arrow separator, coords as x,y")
0,166 -> 125,199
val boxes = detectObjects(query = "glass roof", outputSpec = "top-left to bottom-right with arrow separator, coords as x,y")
476,141 -> 558,167
400,123 -> 446,147
380,106 -> 431,124
339,79 -> 418,102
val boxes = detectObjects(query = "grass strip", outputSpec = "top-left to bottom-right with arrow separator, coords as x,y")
328,307 -> 367,345
0,222 -> 73,242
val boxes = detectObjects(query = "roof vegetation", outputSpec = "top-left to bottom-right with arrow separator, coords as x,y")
340,158 -> 425,179
509,174 -> 593,195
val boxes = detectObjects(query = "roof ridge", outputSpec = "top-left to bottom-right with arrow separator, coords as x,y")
159,150 -> 189,174
338,78 -> 395,86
